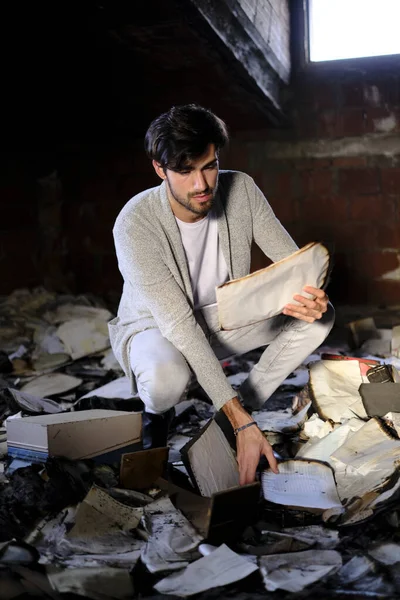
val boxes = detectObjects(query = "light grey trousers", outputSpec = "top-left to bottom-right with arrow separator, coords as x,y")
130,304 -> 335,414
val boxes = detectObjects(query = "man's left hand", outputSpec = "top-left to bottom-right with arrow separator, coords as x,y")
283,285 -> 329,323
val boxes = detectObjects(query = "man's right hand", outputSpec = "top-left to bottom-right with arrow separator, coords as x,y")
236,422 -> 278,485
222,396 -> 279,485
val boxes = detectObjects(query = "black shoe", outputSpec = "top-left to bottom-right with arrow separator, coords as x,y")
142,408 -> 175,450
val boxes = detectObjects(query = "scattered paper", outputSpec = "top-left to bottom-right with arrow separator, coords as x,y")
296,418 -> 364,464
368,542 -> 400,565
45,304 -> 112,324
47,566 -> 133,600
309,359 -> 368,422
56,318 -> 110,361
262,460 -> 343,511
260,549 -> 342,592
68,486 -> 143,537
141,496 -> 202,574
20,373 -> 82,397
154,543 -> 258,596
337,555 -> 374,584
253,401 -> 311,433
80,376 -> 133,400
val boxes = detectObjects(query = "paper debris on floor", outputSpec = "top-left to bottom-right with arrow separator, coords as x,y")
154,543 -> 258,596
68,485 -> 143,537
47,566 -> 134,600
20,372 -> 82,397
336,554 -> 374,584
141,496 -> 203,573
253,400 -> 311,433
44,304 -> 113,325
259,549 -> 342,592
309,358 -> 369,422
80,376 -> 133,400
181,418 -> 239,496
368,542 -> 400,565
296,418 -> 364,463
56,318 -> 110,361
270,525 -> 340,550
331,417 -> 400,476
261,459 -> 343,512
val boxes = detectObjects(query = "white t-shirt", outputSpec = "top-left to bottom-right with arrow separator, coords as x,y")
176,210 -> 229,309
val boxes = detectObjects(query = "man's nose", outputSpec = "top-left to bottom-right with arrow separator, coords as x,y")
193,170 -> 207,191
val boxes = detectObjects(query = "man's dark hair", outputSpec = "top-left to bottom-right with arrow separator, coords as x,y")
144,104 -> 229,171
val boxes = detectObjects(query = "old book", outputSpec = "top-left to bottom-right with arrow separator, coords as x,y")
180,418 -> 239,497
216,242 -> 331,330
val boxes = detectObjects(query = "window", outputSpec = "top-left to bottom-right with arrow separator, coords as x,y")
309,0 -> 400,62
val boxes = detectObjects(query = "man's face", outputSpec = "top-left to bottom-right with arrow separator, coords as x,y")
153,144 -> 219,222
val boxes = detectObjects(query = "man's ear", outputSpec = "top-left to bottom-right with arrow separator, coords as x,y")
152,160 -> 167,180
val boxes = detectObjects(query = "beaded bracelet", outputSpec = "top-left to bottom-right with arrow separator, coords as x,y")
233,421 -> 258,436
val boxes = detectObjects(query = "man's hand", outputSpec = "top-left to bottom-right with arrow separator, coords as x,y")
236,423 -> 279,485
283,285 -> 329,323
222,397 -> 279,485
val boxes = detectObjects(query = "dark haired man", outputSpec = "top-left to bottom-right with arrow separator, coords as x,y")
109,104 -> 334,485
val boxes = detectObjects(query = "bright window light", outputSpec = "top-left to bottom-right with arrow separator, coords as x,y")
309,0 -> 400,62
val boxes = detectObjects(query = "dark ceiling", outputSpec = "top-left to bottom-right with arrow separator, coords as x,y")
3,0 -> 285,152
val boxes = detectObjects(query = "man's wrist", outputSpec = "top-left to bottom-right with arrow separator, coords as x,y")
222,396 -> 254,429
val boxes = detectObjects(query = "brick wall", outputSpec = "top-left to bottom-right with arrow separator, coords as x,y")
224,67 -> 400,305
2,59 -> 400,307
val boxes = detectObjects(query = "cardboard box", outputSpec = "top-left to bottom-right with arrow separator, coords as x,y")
7,409 -> 142,461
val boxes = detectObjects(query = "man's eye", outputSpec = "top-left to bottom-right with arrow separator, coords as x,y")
206,163 -> 218,169
178,169 -> 191,175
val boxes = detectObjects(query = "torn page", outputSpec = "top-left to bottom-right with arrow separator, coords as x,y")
20,372 -> 82,397
260,549 -> 342,593
302,413 -> 334,440
68,485 -> 143,537
181,418 -> 239,496
296,418 -> 364,464
273,525 -> 340,549
141,496 -> 202,574
331,417 -> 400,476
253,401 -> 311,434
44,304 -> 113,324
56,318 -> 110,361
330,419 -> 400,506
262,459 -> 343,511
47,566 -> 133,600
80,376 -> 133,400
309,359 -> 368,422
154,543 -> 258,596
368,542 -> 400,565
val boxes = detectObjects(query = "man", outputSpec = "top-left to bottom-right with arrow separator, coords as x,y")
109,104 -> 334,485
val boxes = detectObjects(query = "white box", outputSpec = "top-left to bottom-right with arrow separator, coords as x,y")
7,409 -> 142,460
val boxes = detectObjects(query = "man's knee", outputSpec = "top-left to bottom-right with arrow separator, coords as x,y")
137,361 -> 191,414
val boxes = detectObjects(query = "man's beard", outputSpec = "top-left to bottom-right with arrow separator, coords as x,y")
166,176 -> 218,217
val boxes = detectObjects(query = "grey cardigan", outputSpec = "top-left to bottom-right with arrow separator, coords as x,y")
109,170 -> 298,411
